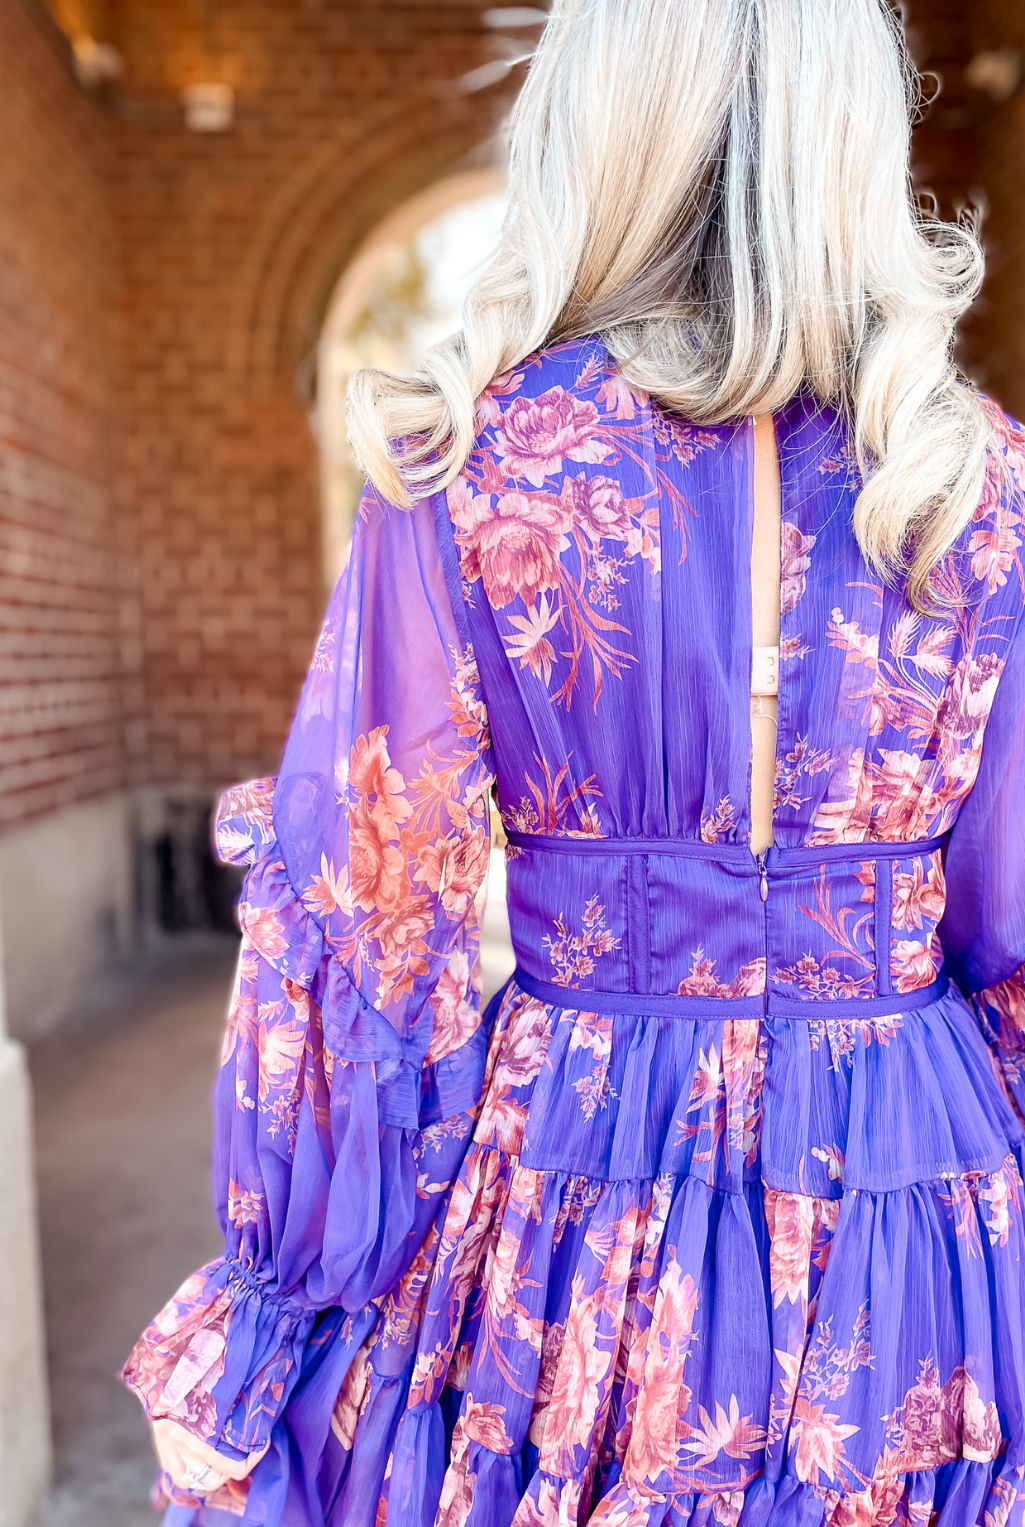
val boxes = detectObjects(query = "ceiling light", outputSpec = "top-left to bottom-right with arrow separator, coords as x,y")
181,82 -> 234,133
70,35 -> 124,88
964,49 -> 1022,104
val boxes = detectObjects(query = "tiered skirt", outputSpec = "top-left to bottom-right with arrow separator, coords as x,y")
170,977 -> 1025,1527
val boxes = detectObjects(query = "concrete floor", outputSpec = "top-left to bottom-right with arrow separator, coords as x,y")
30,935 -> 238,1527
27,865 -> 515,1526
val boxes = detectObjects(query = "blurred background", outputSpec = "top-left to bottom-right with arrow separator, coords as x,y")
0,0 -> 1021,1522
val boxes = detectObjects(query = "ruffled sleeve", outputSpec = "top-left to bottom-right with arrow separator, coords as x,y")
940,574 -> 1025,1117
122,483 -> 495,1469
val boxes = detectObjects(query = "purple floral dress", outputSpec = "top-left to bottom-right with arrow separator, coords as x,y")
124,338 -> 1025,1527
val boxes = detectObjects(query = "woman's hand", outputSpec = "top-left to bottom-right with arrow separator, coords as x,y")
151,1418 -> 269,1495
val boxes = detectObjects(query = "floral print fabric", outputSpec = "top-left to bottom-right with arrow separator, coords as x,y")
125,338 -> 1025,1527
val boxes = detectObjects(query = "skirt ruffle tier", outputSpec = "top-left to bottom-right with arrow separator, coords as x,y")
167,977 -> 1025,1527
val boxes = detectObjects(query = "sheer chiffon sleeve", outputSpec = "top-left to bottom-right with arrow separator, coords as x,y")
941,593 -> 1025,1113
123,484 -> 495,1467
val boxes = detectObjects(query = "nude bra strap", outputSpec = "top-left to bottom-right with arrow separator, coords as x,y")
751,644 -> 779,696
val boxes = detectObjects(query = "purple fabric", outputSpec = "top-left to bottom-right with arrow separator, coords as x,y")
125,338 -> 1025,1526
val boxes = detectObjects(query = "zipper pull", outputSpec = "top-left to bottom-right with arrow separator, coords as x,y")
757,851 -> 768,902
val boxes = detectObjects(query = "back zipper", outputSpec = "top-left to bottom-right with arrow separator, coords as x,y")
756,849 -> 769,902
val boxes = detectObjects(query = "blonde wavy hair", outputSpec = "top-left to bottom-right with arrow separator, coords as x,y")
346,0 -> 993,609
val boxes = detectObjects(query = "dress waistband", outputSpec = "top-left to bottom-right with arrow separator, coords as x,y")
513,967 -> 950,1021
505,830 -> 946,867
503,829 -> 952,1018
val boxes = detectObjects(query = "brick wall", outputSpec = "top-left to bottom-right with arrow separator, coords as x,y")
970,0 -> 1025,419
0,3 -> 125,831
907,0 -> 1025,420
1,0 -> 1023,833
109,0 -> 517,792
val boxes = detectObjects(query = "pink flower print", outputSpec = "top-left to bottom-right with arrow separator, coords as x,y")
624,509 -> 662,575
624,1258 -> 699,1486
961,1372 -> 1004,1461
528,1319 -> 566,1447
811,748 -> 873,845
701,796 -> 739,844
374,916 -> 434,1011
484,1176 -> 545,1352
461,1393 -> 515,1454
711,1493 -> 746,1527
448,646 -> 490,750
474,365 -> 528,433
774,735 -> 836,818
790,1398 -> 860,1485
216,775 -> 277,863
494,996 -> 553,1089
568,1011 -> 615,1119
891,855 -> 946,930
550,1177 -> 602,1249
891,936 -> 940,993
447,474 -> 495,534
871,750 -> 941,841
596,370 -> 649,419
780,522 -> 816,615
686,1042 -> 724,1112
982,1474 -> 1023,1527
780,633 -> 812,663
677,951 -> 766,998
416,829 -> 490,918
811,1144 -> 846,1183
476,996 -> 551,1152
651,410 -> 720,466
348,727 -> 411,830
776,955 -> 838,1000
542,1285 -> 609,1473
305,853 -> 351,919
435,1427 -> 475,1525
764,1190 -> 816,1308
937,651 -> 1004,742
969,489 -> 1023,596
242,902 -> 289,961
425,948 -> 481,1065
543,896 -> 620,988
892,612 -> 955,678
884,1359 -> 1003,1470
503,596 -> 560,683
227,1180 -> 265,1228
494,388 -> 612,486
561,473 -> 632,543
982,394 -> 1025,464
817,437 -> 861,479
348,798 -> 407,911
981,968 -> 1025,1051
437,1399 -> 518,1522
257,1009 -> 306,1102
979,1156 -> 1023,1249
462,490 -> 572,609
828,609 -> 879,668
331,1346 -> 371,1452
681,1396 -> 766,1469
828,1478 -> 904,1527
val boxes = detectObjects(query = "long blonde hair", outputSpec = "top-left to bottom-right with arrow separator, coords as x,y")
347,0 -> 992,609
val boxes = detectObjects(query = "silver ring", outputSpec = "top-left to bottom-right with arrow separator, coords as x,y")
182,1463 -> 213,1490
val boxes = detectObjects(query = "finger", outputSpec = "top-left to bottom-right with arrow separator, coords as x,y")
153,1418 -> 269,1486
197,1444 -> 267,1482
181,1434 -> 270,1483
175,1438 -> 230,1494
151,1422 -> 190,1485
153,1422 -> 224,1494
